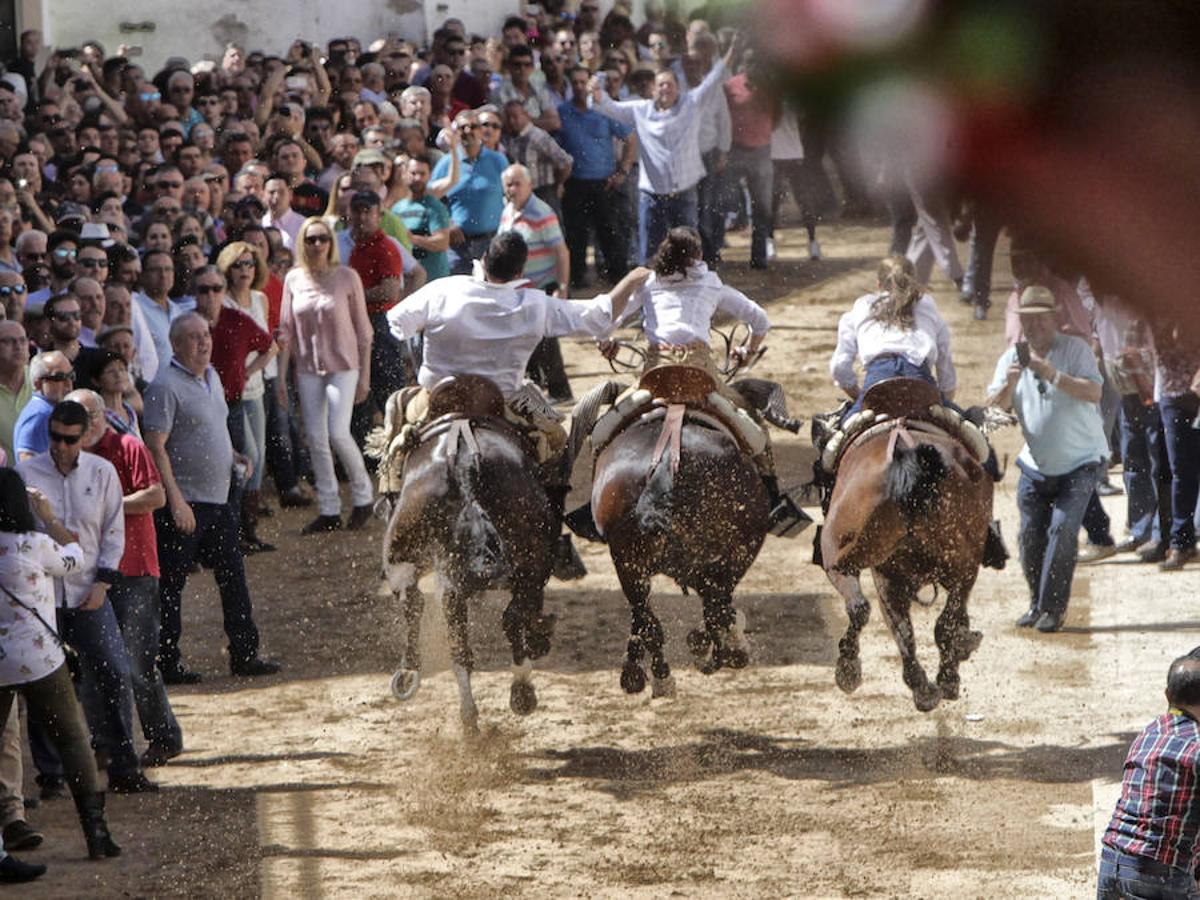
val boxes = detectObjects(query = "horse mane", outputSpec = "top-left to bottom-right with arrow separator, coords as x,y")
884,441 -> 948,519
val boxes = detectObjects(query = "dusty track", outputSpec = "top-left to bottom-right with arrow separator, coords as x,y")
19,222 -> 1198,898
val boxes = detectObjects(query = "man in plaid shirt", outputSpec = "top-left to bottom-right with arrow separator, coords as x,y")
1099,648 -> 1200,898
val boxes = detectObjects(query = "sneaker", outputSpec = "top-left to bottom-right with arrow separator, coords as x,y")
159,662 -> 203,685
108,772 -> 159,794
1015,608 -> 1039,628
1114,537 -> 1143,553
808,238 -> 821,260
973,303 -> 988,321
0,853 -> 46,883
2,820 -> 43,851
241,536 -> 277,554
765,238 -> 777,260
140,744 -> 182,768
301,514 -> 342,535
345,504 -> 374,531
1034,611 -> 1064,633
1078,543 -> 1118,564
230,656 -> 282,677
1137,541 -> 1169,564
1161,547 -> 1198,572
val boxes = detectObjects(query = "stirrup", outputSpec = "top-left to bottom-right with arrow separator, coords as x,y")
768,494 -> 813,538
565,503 -> 605,543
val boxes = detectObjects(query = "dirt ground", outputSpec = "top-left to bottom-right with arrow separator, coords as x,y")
18,220 -> 1199,899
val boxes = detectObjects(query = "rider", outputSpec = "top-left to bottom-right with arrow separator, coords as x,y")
382,231 -> 648,574
819,254 -> 1005,563
605,226 -> 805,533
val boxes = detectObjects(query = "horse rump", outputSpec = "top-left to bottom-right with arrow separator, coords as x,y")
884,441 -> 948,519
450,444 -> 507,583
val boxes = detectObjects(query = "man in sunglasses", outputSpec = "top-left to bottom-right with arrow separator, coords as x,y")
491,45 -> 561,134
17,399 -> 159,796
26,230 -> 79,309
14,230 -> 49,295
13,350 -> 71,461
43,291 -> 105,392
0,272 -> 27,323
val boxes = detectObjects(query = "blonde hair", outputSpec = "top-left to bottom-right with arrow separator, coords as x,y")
215,240 -> 268,290
295,217 -> 340,273
869,255 -> 924,330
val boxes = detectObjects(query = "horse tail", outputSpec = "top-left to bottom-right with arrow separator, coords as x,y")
884,441 -> 948,520
633,454 -> 675,535
450,438 -> 506,582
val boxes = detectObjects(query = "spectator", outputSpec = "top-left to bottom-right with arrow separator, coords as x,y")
14,231 -> 49,296
724,47 -> 775,270
133,248 -> 187,372
0,322 -> 30,463
491,45 -> 561,133
769,103 -> 823,263
684,35 -> 732,267
502,100 -> 573,216
433,110 -> 508,275
590,36 -> 737,263
1099,648 -> 1200,899
0,272 -> 26,323
27,230 -> 80,308
17,399 -> 158,796
985,287 -> 1109,633
263,173 -> 306,249
13,351 -> 73,461
44,288 -> 106,389
143,312 -> 280,682
393,154 -> 453,282
276,218 -> 375,534
1148,319 -> 1200,571
0,467 -> 121,865
92,347 -> 141,438
99,281 -> 158,384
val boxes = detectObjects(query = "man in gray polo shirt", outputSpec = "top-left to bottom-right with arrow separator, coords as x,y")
142,312 -> 280,682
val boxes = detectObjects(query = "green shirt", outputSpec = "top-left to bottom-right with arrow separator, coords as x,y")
0,368 -> 32,465
393,195 -> 452,281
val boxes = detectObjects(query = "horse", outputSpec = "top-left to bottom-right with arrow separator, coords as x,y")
581,365 -> 771,697
379,375 -> 559,732
819,379 -> 993,712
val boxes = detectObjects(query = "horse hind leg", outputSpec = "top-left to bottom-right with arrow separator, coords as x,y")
503,581 -> 553,716
389,566 -> 424,701
874,573 -> 941,712
615,567 -> 660,695
444,588 -> 479,733
826,569 -> 870,694
696,592 -> 749,674
934,582 -> 982,701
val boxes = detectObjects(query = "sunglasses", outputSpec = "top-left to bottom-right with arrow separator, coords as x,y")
48,430 -> 82,444
231,258 -> 256,269
53,248 -> 77,259
479,121 -> 501,130
195,284 -> 224,294
304,233 -> 330,245
652,41 -> 669,49
157,180 -> 183,190
78,257 -> 108,268
139,91 -> 162,103
457,123 -> 477,131
41,372 -> 75,383
51,310 -> 81,320
0,284 -> 26,297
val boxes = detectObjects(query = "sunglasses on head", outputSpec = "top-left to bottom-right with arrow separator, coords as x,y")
48,429 -> 81,444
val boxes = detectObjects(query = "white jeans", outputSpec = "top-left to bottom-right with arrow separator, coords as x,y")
297,370 -> 374,516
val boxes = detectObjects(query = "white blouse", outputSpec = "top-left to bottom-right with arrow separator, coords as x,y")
830,291 -> 956,394
617,263 -> 771,347
0,531 -> 84,687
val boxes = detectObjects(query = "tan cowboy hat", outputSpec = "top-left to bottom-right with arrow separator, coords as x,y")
1017,285 -> 1059,314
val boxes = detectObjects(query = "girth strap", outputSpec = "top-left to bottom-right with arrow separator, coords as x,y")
446,419 -> 480,463
651,404 -> 686,475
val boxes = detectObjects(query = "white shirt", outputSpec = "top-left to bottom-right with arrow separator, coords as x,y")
0,530 -> 83,686
694,67 -> 732,156
263,208 -> 307,249
387,268 -> 614,397
830,292 -> 956,394
616,262 -> 769,346
771,106 -> 805,161
16,451 -> 125,608
594,60 -> 727,195
128,298 -> 160,382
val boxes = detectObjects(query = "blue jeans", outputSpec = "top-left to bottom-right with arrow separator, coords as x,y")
156,501 -> 261,669
1119,395 -> 1171,546
843,356 -> 938,422
696,150 -> 726,266
241,395 -> 267,492
1159,393 -> 1200,550
1097,845 -> 1200,899
638,187 -> 698,265
961,210 -> 1002,307
31,599 -> 140,780
727,145 -> 774,265
1017,461 -> 1103,617
109,575 -> 182,751
447,232 -> 495,276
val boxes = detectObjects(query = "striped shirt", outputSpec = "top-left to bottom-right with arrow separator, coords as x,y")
499,193 -> 563,290
1103,711 -> 1200,872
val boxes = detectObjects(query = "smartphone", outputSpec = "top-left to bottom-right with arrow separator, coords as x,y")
285,75 -> 308,91
58,47 -> 79,59
1015,341 -> 1031,367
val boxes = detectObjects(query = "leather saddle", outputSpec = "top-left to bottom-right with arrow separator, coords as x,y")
427,374 -> 506,420
860,377 -> 941,420
638,364 -> 721,407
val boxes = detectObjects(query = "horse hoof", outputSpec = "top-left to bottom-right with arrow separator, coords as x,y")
913,685 -> 942,712
959,630 -> 983,659
686,629 -> 712,658
390,669 -> 420,701
937,676 -> 961,701
651,674 -> 676,698
834,657 -> 862,694
510,680 -> 538,716
620,664 -> 647,694
527,614 -> 557,660
723,648 -> 749,670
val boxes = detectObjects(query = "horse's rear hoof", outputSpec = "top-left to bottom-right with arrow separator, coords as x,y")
390,669 -> 420,701
723,648 -> 749,670
620,663 -> 647,694
834,657 -> 862,694
959,629 -> 983,659
937,674 -> 961,701
510,680 -> 538,716
686,629 -> 711,658
651,674 -> 676,698
913,684 -> 942,712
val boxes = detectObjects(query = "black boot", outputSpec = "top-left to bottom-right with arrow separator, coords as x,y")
74,792 -> 121,859
811,524 -> 824,566
983,447 -> 1002,482
565,503 -> 605,543
982,520 -> 1009,570
762,475 -> 812,538
0,854 -> 46,883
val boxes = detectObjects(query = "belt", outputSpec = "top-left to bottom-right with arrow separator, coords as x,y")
1105,847 -> 1185,878
649,341 -> 708,352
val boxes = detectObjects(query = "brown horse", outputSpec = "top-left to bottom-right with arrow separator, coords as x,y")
380,376 -> 559,732
588,368 -> 770,697
820,411 -> 993,712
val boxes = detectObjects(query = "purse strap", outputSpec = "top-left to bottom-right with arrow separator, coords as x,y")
0,582 -> 67,651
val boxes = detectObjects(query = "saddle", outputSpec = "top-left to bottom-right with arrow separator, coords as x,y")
820,377 -> 990,473
427,374 -> 506,420
589,365 -> 768,462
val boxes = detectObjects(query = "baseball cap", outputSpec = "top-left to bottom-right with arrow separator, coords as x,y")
352,148 -> 388,168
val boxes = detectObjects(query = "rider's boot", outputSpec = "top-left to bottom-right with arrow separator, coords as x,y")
982,520 -> 1009,570
761,473 -> 812,537
544,484 -> 588,580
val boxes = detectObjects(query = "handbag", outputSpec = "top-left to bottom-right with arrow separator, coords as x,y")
0,583 -> 82,682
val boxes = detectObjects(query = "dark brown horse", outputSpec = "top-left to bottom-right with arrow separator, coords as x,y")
381,376 -> 558,731
588,368 -> 770,697
820,408 -> 993,712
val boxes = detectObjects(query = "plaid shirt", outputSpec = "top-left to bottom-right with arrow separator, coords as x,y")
504,123 -> 573,190
1103,711 -> 1200,871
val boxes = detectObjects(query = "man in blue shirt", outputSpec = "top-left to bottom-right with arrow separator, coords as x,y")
557,66 -> 636,288
431,110 -> 508,275
986,287 -> 1109,633
13,350 -> 73,460
393,153 -> 452,281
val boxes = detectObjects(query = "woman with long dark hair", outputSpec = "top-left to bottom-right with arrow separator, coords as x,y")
0,469 -> 121,864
